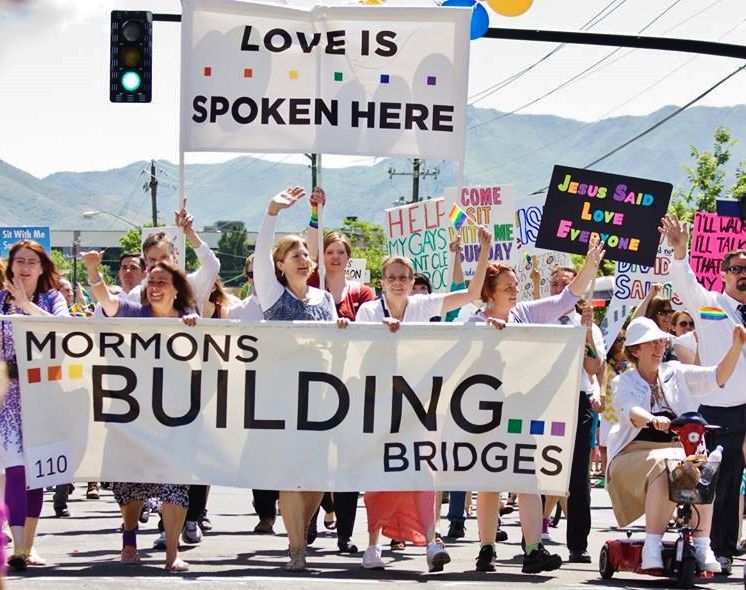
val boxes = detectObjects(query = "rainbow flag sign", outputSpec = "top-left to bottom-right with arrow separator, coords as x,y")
700,306 -> 728,320
448,204 -> 468,230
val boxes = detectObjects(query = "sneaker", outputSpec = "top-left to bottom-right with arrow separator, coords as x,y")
362,545 -> 385,569
694,543 -> 721,573
426,542 -> 451,572
541,518 -> 551,541
152,531 -> 167,550
447,521 -> 465,539
715,555 -> 732,576
139,504 -> 150,524
522,544 -> 562,574
86,482 -> 100,500
475,544 -> 496,572
182,521 -> 203,545
640,538 -> 663,570
253,516 -> 275,535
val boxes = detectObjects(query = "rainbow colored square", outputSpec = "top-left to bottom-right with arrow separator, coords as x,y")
700,306 -> 727,320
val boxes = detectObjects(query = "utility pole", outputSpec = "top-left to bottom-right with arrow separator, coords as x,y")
71,230 -> 81,304
388,158 -> 439,203
306,153 -> 319,187
149,159 -> 158,226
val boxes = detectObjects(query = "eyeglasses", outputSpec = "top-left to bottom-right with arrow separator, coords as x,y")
677,320 -> 695,328
657,308 -> 674,315
384,275 -> 413,283
246,271 -> 254,279
726,265 -> 746,275
13,258 -> 41,267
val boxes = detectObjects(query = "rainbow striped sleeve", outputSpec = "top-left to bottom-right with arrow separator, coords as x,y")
700,306 -> 728,320
448,204 -> 468,230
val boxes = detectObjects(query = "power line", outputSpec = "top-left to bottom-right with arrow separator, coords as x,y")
527,61 -> 746,195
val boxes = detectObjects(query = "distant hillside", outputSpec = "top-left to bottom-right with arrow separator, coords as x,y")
3,104 -> 746,232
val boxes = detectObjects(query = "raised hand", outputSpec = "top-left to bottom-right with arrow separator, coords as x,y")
82,250 -> 104,271
586,234 -> 606,269
733,325 -> 746,348
658,215 -> 688,259
477,225 -> 492,250
268,186 -> 306,216
449,236 -> 463,254
310,186 -> 326,207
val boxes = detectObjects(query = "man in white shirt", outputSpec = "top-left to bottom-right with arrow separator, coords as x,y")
127,207 -> 220,315
661,214 -> 746,575
549,267 -> 606,564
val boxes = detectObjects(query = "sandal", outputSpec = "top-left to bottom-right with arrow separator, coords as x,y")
165,558 -> 190,572
389,539 -> 406,551
324,512 -> 336,530
8,554 -> 27,571
121,546 -> 141,564
24,549 -> 47,566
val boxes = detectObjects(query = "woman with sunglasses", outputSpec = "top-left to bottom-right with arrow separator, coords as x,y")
634,284 -> 678,361
672,310 -> 698,364
1,240 -> 69,571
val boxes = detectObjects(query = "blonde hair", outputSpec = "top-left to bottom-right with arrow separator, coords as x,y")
272,235 -> 316,286
381,256 -> 414,279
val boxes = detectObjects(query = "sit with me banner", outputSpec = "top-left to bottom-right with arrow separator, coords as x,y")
12,318 -> 582,495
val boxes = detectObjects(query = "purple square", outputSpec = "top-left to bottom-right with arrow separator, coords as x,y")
380,74 -> 390,84
551,421 -> 566,436
427,76 -> 436,86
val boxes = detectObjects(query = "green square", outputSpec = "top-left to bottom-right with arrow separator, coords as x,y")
334,71 -> 343,82
507,419 -> 523,434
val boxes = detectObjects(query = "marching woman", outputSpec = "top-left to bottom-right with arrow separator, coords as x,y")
84,250 -> 198,572
305,187 -> 376,554
471,235 -> 604,574
0,240 -> 69,571
254,186 -> 349,572
356,226 -> 493,573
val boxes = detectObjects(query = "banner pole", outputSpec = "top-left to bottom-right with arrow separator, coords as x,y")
317,154 -> 325,289
178,151 -> 186,212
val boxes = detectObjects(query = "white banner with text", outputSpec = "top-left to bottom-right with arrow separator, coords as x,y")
14,318 -> 582,495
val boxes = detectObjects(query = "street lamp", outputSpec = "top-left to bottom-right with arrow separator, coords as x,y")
83,210 -> 140,229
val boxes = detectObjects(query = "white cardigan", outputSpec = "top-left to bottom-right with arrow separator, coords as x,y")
607,362 -> 721,463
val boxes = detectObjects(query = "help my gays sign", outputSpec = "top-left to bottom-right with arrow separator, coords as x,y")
179,0 -> 470,160
535,165 -> 672,266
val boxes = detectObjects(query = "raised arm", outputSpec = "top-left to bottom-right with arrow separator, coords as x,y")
568,235 -> 605,297
632,282 -> 663,320
176,202 -> 220,307
441,226 -> 492,314
306,186 -> 325,262
715,325 -> 746,387
83,250 -> 121,317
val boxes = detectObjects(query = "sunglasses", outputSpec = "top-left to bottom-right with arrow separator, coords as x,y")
657,308 -> 674,315
726,265 -> 746,275
677,320 -> 694,328
246,271 -> 254,279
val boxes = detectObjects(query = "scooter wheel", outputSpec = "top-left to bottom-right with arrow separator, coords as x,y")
676,556 -> 696,588
599,544 -> 614,579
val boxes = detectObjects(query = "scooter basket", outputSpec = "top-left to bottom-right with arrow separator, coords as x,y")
665,459 -> 719,504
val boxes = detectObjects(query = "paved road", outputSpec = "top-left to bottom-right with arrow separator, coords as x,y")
8,485 -> 745,589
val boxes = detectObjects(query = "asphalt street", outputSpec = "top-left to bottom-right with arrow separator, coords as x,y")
7,485 -> 745,589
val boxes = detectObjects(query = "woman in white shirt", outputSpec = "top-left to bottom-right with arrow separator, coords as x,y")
356,226 -> 492,573
607,317 -> 746,572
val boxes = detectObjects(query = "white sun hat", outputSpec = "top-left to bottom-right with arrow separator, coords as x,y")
624,317 -> 673,347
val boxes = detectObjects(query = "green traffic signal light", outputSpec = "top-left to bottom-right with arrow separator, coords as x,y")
121,71 -> 142,92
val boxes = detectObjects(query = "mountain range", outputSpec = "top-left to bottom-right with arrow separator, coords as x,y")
3,104 -> 746,232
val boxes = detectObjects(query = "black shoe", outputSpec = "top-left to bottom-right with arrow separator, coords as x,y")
337,541 -> 359,554
499,506 -> 514,516
447,521 -> 465,539
307,525 -> 317,545
522,544 -> 563,574
495,530 -> 508,542
475,544 -> 496,572
568,549 -> 591,563
8,555 -> 27,571
55,507 -> 70,518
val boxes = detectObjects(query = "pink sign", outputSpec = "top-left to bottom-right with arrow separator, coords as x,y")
690,212 -> 746,291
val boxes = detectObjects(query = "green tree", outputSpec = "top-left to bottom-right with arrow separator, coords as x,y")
669,126 -> 746,221
217,224 -> 252,287
339,218 -> 387,288
51,250 -> 113,286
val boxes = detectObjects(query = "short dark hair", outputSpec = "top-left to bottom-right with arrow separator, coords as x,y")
142,232 -> 175,257
721,249 -> 746,271
551,266 -> 577,278
120,252 -> 144,268
413,273 -> 432,294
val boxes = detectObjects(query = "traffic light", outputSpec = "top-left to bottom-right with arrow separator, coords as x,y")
110,11 -> 152,103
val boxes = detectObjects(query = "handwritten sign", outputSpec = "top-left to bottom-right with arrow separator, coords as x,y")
515,194 -> 547,256
444,185 -> 516,278
384,199 -> 449,292
515,252 -> 571,302
535,165 -> 672,266
690,212 -> 746,292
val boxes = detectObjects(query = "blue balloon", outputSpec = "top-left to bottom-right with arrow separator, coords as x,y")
441,0 -> 489,41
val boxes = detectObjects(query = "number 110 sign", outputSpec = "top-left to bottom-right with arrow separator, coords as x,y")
24,441 -> 73,490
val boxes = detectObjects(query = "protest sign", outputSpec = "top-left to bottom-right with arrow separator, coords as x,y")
1,227 -> 50,258
602,242 -> 683,349
141,227 -> 186,270
345,258 -> 369,283
515,194 -> 547,257
14,318 -> 583,495
515,251 -> 572,303
384,198 -> 450,291
535,165 -> 672,266
690,212 -> 746,292
443,185 -> 516,278
179,0 -> 470,160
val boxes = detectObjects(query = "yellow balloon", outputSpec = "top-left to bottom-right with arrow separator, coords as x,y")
486,0 -> 533,17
